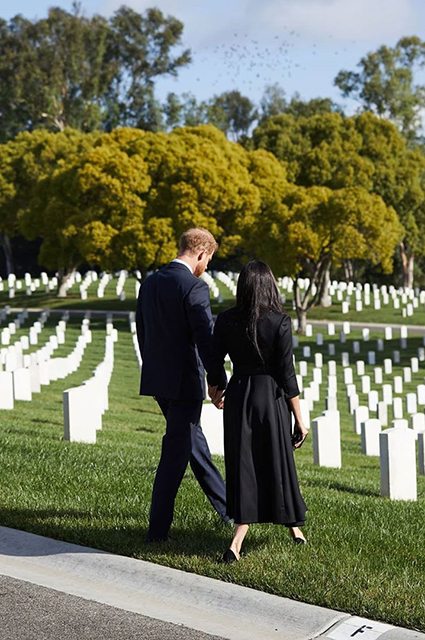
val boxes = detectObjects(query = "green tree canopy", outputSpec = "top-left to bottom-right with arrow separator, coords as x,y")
334,36 -> 425,143
0,4 -> 190,141
251,110 -> 425,287
239,182 -> 403,331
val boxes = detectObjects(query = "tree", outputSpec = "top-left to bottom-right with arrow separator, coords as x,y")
17,130 -> 163,291
0,128 -> 95,281
251,110 -> 425,288
251,111 -> 374,301
284,93 -> 343,118
240,183 -> 403,332
207,91 -> 258,141
0,5 -> 190,140
354,112 -> 425,287
260,84 -> 287,119
14,125 -> 265,285
105,6 -> 190,130
334,36 -> 425,144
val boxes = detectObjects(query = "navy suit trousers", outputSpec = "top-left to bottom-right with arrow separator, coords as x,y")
147,398 -> 228,540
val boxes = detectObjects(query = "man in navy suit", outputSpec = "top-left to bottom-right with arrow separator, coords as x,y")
136,228 -> 229,541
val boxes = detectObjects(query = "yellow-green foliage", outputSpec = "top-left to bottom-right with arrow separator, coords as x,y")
0,118 -> 414,278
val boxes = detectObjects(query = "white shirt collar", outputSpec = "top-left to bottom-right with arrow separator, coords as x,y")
172,258 -> 193,274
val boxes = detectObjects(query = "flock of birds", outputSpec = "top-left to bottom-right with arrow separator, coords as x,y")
193,27 -> 358,89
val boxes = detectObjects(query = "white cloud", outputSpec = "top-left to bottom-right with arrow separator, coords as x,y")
101,0 -> 418,46
249,0 -> 416,43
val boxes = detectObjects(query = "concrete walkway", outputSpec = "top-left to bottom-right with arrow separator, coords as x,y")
0,526 -> 423,640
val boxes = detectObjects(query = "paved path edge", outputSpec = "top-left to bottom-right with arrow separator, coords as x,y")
0,526 -> 423,640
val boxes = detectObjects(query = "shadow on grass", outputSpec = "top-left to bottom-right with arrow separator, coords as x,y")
31,418 -> 63,427
0,507 -> 264,561
1,428 -> 60,440
305,478 -> 379,498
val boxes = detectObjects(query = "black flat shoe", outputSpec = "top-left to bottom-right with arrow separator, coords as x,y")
293,537 -> 307,545
222,549 -> 239,563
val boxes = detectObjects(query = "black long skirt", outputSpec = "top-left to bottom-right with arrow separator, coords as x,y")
223,373 -> 307,526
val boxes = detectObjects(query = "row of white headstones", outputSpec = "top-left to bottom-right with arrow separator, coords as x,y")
0,310 -> 92,408
0,270 -> 129,300
0,309 -> 119,445
201,271 -> 425,320
63,323 -> 117,444
294,322 -> 425,501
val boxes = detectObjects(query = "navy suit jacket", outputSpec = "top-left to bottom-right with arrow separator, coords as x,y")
136,262 -> 227,400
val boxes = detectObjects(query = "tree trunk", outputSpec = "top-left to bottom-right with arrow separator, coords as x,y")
296,306 -> 307,335
57,268 -> 75,297
293,277 -> 310,335
0,232 -> 15,275
318,261 -> 332,307
343,259 -> 353,282
399,242 -> 414,289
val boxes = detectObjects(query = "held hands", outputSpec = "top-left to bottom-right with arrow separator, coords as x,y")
292,420 -> 308,449
208,384 -> 225,410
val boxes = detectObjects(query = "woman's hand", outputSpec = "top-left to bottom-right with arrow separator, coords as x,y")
292,420 -> 308,449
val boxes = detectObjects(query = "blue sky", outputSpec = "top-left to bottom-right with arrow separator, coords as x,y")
3,0 -> 425,115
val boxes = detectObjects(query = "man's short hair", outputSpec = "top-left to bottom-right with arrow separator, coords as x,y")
179,228 -> 218,256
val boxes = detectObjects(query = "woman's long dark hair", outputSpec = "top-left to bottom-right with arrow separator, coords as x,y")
235,260 -> 282,360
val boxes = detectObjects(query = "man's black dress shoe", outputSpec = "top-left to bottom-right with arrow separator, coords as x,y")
222,549 -> 238,563
146,535 -> 175,543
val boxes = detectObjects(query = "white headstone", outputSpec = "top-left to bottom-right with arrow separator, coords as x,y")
410,413 -> 425,440
354,405 -> 369,435
349,393 -> 359,414
367,351 -> 376,366
343,368 -> 353,384
380,427 -> 417,500
361,418 -> 382,456
383,359 -> 392,375
325,396 -> 338,411
0,371 -> 14,409
417,384 -> 425,405
374,367 -> 383,385
299,361 -> 308,377
393,376 -> 403,394
403,367 -> 412,383
377,401 -> 388,426
312,415 -> 341,468
411,357 -> 419,373
392,397 -> 403,419
368,390 -> 379,412
63,386 -> 99,444
361,375 -> 371,394
406,393 -> 418,414
356,361 -> 365,376
13,368 -> 32,401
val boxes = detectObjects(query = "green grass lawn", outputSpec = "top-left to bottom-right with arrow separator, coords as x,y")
0,317 -> 425,630
2,275 -> 425,327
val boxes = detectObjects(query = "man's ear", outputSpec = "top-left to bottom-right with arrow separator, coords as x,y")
197,250 -> 206,262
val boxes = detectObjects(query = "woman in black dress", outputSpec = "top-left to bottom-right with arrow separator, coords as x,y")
208,260 -> 308,562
